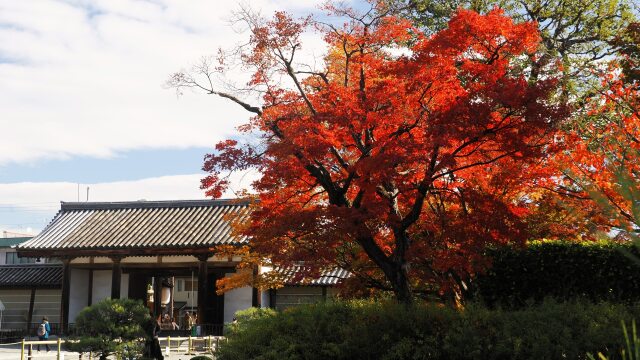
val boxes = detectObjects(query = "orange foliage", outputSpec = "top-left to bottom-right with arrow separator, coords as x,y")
554,63 -> 640,236
203,7 -> 565,301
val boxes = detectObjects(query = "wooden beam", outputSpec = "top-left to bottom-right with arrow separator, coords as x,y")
68,261 -> 238,271
18,246 -> 238,258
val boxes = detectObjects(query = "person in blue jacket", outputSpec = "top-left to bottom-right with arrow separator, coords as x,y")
36,316 -> 51,352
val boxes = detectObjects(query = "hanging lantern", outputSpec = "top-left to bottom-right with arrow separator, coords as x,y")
147,284 -> 154,304
161,279 -> 173,306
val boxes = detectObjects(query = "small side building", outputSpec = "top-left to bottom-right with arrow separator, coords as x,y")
270,268 -> 348,311
0,237 -> 61,333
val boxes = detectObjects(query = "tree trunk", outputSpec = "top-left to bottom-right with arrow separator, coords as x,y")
356,232 -> 414,304
390,265 -> 412,305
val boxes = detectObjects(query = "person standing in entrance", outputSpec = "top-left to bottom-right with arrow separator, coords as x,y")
185,312 -> 195,330
36,316 -> 51,352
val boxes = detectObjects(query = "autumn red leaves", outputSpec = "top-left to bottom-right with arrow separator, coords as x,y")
196,7 -> 637,302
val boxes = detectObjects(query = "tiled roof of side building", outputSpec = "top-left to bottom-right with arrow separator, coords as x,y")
278,267 -> 351,286
18,199 -> 250,252
0,265 -> 62,288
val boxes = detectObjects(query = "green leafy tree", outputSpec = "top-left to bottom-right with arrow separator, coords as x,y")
389,0 -> 637,98
615,22 -> 640,83
65,298 -> 152,360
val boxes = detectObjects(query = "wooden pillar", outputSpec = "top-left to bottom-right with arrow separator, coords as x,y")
110,257 -> 122,299
170,277 -> 175,321
60,258 -> 71,334
251,266 -> 260,307
153,277 -> 161,318
322,286 -> 327,301
26,288 -> 36,333
196,254 -> 209,325
268,289 -> 276,309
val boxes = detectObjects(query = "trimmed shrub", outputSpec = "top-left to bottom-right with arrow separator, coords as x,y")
473,241 -> 640,307
216,300 -> 640,360
225,307 -> 277,335
65,298 -> 152,360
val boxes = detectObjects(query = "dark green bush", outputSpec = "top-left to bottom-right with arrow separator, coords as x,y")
473,241 -> 640,307
65,298 -> 152,360
216,300 -> 640,360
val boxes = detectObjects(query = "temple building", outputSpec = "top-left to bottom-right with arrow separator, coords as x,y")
16,199 -> 346,335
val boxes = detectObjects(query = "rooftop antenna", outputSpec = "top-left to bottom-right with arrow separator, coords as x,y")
86,186 -> 90,202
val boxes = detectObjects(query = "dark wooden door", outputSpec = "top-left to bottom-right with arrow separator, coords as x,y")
203,272 -> 224,324
128,272 -> 150,305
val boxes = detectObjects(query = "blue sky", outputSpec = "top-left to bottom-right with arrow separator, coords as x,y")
0,147 -> 210,184
0,0 -> 331,234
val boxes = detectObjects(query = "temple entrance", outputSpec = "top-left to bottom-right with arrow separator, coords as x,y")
127,273 -> 149,303
202,271 -> 226,333
125,268 -> 228,335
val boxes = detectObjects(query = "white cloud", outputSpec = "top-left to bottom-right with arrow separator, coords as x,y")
0,0 -> 326,166
0,172 -> 257,205
0,170 -> 258,234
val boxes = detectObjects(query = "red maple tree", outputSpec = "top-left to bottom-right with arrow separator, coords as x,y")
555,60 -> 640,238
169,6 -> 565,302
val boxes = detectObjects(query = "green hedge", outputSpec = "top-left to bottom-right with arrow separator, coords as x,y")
216,301 -> 640,360
473,241 -> 640,307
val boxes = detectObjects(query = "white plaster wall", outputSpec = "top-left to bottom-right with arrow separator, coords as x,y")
70,257 -> 90,264
260,291 -> 270,308
223,273 -> 252,323
120,273 -> 129,299
87,270 -> 130,303
0,289 -> 61,329
122,256 -> 158,264
68,268 -> 89,323
0,249 -> 7,265
161,256 -> 197,263
92,270 -> 112,304
258,266 -> 272,308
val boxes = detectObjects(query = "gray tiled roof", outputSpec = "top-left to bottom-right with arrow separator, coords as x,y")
18,200 -> 249,252
0,265 -> 62,288
280,267 -> 350,286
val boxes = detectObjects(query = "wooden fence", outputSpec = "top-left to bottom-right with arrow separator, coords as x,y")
18,335 -> 226,359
